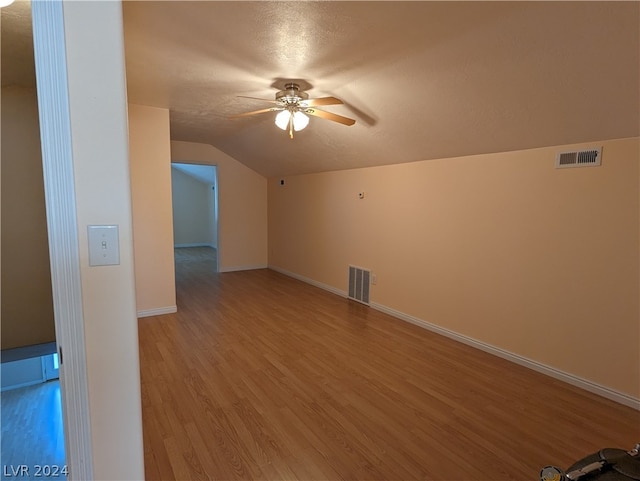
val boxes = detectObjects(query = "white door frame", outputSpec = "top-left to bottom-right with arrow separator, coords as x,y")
171,162 -> 220,272
32,1 -> 94,478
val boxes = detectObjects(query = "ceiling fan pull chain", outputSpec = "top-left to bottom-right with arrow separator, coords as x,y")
289,114 -> 294,139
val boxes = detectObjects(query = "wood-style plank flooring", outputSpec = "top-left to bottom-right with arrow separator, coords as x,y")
139,247 -> 638,480
1,381 -> 67,480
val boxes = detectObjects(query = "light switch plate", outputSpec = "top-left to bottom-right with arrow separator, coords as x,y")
88,225 -> 120,266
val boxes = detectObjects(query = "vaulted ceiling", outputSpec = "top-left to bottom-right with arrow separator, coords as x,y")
3,1 -> 639,178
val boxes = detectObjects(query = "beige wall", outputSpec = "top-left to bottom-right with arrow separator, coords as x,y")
171,141 -> 267,271
61,1 -> 144,478
1,86 -> 55,350
268,137 -> 640,399
171,167 -> 214,246
128,104 -> 176,315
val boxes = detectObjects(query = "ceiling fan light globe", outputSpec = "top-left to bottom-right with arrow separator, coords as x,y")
274,110 -> 291,130
292,111 -> 309,131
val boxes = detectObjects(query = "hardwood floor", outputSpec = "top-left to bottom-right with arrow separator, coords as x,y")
1,381 -> 66,480
139,247 -> 638,480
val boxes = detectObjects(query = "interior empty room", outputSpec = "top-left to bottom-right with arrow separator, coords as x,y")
1,1 -> 638,480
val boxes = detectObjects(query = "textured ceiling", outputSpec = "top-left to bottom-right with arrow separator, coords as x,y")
3,2 -> 639,178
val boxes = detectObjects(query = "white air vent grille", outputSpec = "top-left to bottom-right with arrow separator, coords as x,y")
555,147 -> 602,169
348,265 -> 371,305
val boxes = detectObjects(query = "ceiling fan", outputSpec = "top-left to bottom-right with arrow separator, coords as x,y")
230,83 -> 356,139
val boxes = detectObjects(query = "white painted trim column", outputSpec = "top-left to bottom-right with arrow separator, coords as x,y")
31,1 -> 93,478
32,1 -> 146,480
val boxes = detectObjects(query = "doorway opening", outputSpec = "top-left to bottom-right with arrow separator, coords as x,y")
2,0 -> 67,474
170,163 -> 219,272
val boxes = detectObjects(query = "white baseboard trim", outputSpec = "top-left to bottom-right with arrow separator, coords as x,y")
269,266 -> 640,410
1,379 -> 45,392
269,266 -> 348,299
220,264 -> 268,273
370,302 -> 640,410
137,306 -> 177,318
1,357 -> 47,392
174,243 -> 216,248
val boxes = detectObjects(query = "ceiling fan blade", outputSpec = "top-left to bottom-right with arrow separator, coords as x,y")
305,108 -> 356,126
237,95 -> 278,104
229,107 -> 280,118
304,96 -> 343,107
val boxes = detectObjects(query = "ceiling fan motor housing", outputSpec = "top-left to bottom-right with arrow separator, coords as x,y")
276,83 -> 309,105
230,81 -> 354,129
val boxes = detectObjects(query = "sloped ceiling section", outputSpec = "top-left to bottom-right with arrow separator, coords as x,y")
3,2 -> 638,178
122,1 -> 639,178
172,163 -> 216,186
1,0 -> 35,88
